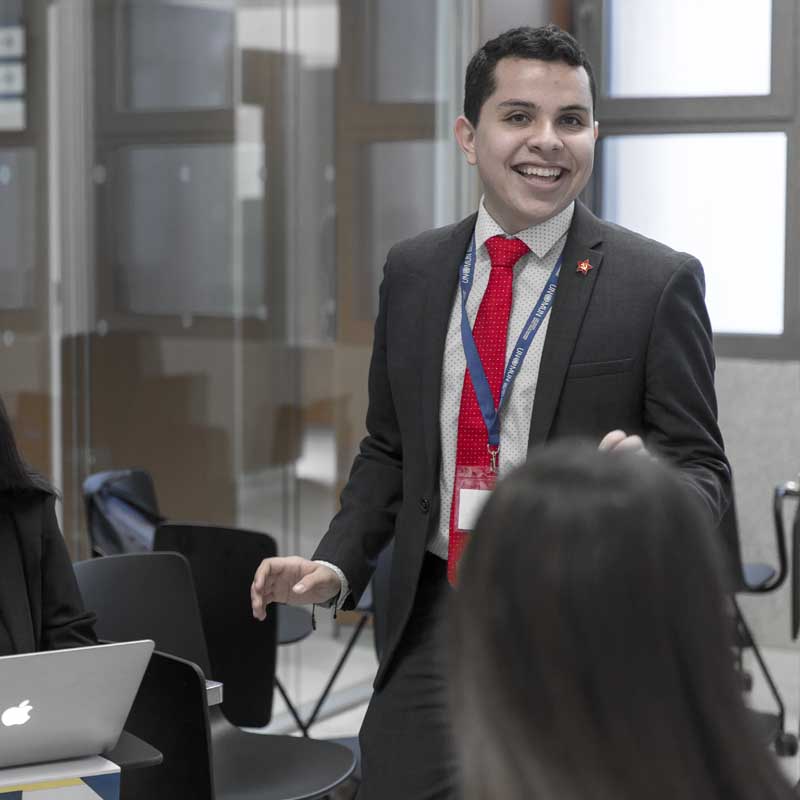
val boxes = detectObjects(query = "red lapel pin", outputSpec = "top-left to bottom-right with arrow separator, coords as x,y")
576,259 -> 592,275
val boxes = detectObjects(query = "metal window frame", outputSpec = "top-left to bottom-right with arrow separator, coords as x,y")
91,0 -> 283,340
577,0 -> 800,359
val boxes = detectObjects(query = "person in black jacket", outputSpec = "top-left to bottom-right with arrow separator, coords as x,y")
0,397 -> 96,655
451,443 -> 793,800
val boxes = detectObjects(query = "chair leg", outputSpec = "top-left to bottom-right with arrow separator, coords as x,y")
733,599 -> 798,755
734,643 -> 753,692
305,613 -> 370,733
275,676 -> 310,737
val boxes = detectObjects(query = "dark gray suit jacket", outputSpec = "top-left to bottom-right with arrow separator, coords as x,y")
314,201 -> 731,688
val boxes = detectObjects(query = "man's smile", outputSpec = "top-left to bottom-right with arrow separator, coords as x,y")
511,163 -> 566,185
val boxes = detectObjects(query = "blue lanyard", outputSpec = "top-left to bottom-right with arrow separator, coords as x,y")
460,234 -> 561,464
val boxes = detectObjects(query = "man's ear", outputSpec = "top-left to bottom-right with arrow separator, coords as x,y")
454,115 -> 478,166
593,120 -> 599,141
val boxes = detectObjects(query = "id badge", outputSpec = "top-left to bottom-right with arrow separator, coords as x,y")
453,464 -> 496,535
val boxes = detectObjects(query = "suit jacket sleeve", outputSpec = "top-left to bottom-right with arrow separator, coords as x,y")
39,496 -> 97,651
312,260 -> 403,607
645,257 -> 731,520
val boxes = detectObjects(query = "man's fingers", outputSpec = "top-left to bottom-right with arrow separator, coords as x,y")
613,434 -> 645,454
252,589 -> 276,619
598,430 -> 649,457
252,557 -> 292,620
250,556 -> 333,615
251,582 -> 268,619
252,556 -> 301,594
292,565 -> 327,595
252,558 -> 273,592
291,565 -> 341,604
251,585 -> 274,606
598,429 -> 627,451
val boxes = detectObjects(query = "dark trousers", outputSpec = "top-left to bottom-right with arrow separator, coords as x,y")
357,553 -> 456,800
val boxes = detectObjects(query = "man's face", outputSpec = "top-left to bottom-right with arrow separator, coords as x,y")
455,57 -> 598,233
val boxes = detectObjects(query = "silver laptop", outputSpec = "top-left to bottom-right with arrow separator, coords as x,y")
0,640 -> 154,768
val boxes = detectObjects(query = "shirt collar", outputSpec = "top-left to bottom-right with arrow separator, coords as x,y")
475,198 -> 575,260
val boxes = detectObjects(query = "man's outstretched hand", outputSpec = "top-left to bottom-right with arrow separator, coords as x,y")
250,557 -> 341,620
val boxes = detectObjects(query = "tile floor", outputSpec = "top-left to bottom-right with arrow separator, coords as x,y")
255,612 -> 376,739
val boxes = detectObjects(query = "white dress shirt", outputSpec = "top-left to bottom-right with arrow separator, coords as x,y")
428,199 -> 573,558
320,199 -> 575,601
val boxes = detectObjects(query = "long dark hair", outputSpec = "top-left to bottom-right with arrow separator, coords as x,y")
451,442 -> 793,800
0,396 -> 52,496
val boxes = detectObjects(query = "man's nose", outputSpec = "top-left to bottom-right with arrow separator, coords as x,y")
526,120 -> 564,151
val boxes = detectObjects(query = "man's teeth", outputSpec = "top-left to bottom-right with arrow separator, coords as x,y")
517,166 -> 562,177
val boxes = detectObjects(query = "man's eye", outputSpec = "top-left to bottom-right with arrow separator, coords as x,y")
561,116 -> 583,127
506,113 -> 529,124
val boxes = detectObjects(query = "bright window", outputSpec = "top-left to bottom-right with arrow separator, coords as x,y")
602,132 -> 787,335
607,0 -> 772,98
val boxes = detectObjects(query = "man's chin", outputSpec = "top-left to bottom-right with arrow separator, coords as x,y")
485,194 -> 573,233
513,200 -> 571,229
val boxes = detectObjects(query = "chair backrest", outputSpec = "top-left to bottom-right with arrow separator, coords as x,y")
73,552 -> 213,676
154,522 -> 278,727
122,650 -> 214,800
371,540 -> 394,662
82,469 -> 163,556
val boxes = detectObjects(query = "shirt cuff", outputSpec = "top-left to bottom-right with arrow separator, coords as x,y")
313,560 -> 350,610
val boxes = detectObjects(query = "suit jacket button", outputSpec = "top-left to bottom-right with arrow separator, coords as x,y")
419,497 -> 430,513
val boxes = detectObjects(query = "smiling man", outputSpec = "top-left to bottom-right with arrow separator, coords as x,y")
455,56 -> 597,232
250,25 -> 730,799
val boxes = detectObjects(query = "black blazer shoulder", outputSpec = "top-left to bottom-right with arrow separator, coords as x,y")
0,490 -> 97,654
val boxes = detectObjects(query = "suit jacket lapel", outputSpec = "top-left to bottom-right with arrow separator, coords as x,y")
528,201 -> 606,447
421,213 -> 477,478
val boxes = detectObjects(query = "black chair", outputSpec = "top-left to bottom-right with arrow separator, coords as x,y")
776,478 -> 800,639
719,489 -> 797,756
121,651 -> 214,800
83,468 -> 315,722
272,608 -> 316,734
74,552 -> 356,800
153,521 -> 314,730
152,523 -> 279,727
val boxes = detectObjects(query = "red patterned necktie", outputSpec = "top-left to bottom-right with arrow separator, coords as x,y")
447,235 -> 529,585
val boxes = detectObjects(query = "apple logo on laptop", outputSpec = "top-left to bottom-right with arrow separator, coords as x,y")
1,700 -> 33,727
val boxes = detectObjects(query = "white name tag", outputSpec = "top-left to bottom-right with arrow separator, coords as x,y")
457,488 -> 493,531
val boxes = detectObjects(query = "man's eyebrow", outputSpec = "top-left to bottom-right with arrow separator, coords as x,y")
495,100 -> 592,115
496,100 -> 538,110
559,103 -> 591,114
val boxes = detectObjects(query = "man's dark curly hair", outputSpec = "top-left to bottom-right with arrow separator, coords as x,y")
464,24 -> 597,126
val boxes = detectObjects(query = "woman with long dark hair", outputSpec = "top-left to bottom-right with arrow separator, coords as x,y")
451,443 -> 793,800
0,397 -> 95,655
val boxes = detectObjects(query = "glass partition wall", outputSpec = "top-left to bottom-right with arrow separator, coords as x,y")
1,0 -> 476,730
0,0 -> 51,493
